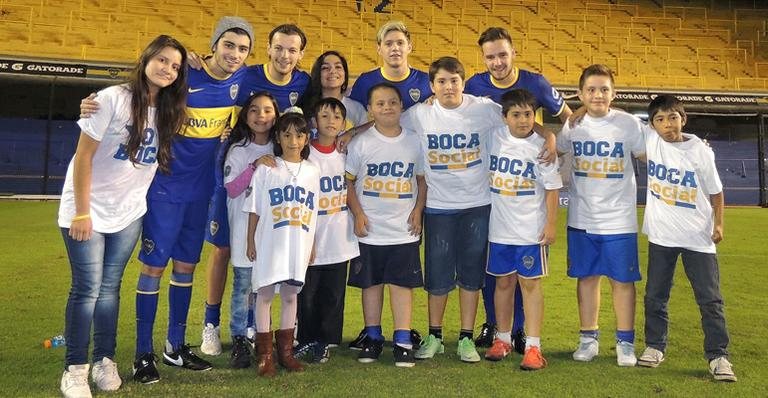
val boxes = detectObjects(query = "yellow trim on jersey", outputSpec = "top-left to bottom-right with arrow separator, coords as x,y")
182,106 -> 237,138
380,67 -> 411,82
345,172 -> 357,181
552,101 -> 566,118
201,60 -> 233,81
136,289 -> 160,295
264,64 -> 291,86
490,66 -> 519,89
169,281 -> 193,287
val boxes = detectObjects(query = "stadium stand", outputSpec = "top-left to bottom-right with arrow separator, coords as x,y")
1,0 -> 766,90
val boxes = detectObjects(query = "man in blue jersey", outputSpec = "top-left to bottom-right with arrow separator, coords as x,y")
348,21 -> 432,111
130,17 -> 253,384
465,27 -> 572,354
237,24 -> 311,111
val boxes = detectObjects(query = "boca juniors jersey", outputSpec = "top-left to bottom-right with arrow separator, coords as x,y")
349,67 -> 432,110
237,64 -> 310,112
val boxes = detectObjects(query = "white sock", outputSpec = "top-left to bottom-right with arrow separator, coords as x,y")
496,331 -> 512,345
526,336 -> 541,349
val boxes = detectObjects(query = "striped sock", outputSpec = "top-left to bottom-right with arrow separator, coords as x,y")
167,271 -> 194,351
135,273 -> 160,356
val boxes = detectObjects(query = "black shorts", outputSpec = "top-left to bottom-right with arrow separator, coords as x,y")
347,241 -> 423,289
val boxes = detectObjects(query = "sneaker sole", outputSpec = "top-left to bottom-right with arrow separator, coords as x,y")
201,348 -> 222,356
395,362 -> 415,368
617,359 -> 637,367
357,358 -> 378,364
414,345 -> 444,360
573,353 -> 597,362
520,364 -> 545,371
135,378 -> 160,385
712,374 -> 737,382
460,357 -> 481,363
637,359 -> 662,368
162,358 -> 213,371
484,354 -> 507,362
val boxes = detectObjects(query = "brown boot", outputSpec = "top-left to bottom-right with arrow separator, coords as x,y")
255,331 -> 276,377
276,328 -> 304,372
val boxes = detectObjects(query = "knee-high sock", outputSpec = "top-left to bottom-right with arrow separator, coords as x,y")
167,271 -> 193,351
512,282 -> 525,333
136,274 -> 161,356
482,273 -> 497,325
255,285 -> 276,332
279,284 -> 301,330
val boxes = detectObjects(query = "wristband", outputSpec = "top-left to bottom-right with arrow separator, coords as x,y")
72,214 -> 91,221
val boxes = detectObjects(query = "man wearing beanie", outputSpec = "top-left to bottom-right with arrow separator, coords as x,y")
129,16 -> 253,384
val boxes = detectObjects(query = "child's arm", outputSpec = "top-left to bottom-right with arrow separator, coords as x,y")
408,175 -> 427,236
539,189 -> 559,245
336,121 -> 374,153
710,192 -> 724,243
246,212 -> 260,261
345,175 -> 369,237
532,123 -> 557,164
225,155 -> 277,198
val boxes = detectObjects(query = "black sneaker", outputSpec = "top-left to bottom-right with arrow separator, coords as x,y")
512,329 -> 526,355
475,323 -> 496,348
313,343 -> 330,364
229,336 -> 252,369
410,329 -> 422,347
163,344 -> 213,371
293,341 -> 317,361
357,339 -> 384,363
133,352 -> 160,384
393,344 -> 415,368
349,328 -> 367,350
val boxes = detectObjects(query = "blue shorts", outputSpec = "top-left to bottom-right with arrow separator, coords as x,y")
424,205 -> 490,295
566,227 -> 640,283
204,187 -> 230,247
487,242 -> 548,279
138,199 -> 209,267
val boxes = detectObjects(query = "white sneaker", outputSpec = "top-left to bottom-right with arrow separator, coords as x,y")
246,327 -> 256,350
616,341 -> 637,367
60,364 -> 92,398
709,356 -> 737,382
572,338 -> 599,362
91,357 -> 122,391
200,323 -> 222,356
637,347 -> 665,368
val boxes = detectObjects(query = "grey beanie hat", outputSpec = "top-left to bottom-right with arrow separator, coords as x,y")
210,16 -> 254,51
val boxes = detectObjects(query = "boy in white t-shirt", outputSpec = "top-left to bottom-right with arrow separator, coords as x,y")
636,95 -> 735,382
295,97 -> 360,364
485,89 -> 562,371
556,64 -> 645,367
345,82 -> 427,367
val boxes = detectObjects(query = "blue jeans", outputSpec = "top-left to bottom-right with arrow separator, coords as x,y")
61,218 -> 141,366
230,267 -> 252,337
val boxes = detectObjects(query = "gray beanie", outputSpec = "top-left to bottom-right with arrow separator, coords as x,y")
210,16 -> 254,52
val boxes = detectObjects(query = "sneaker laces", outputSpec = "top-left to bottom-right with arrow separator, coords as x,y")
202,325 -> 218,343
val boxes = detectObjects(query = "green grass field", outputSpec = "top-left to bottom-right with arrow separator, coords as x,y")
1,201 -> 766,397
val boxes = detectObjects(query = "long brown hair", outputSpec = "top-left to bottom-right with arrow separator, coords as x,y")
126,35 -> 188,173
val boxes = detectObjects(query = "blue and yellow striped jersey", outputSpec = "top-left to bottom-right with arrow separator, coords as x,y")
237,64 -> 310,112
148,63 -> 245,203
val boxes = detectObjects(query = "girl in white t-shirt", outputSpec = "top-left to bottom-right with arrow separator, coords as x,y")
221,91 -> 279,369
244,113 -> 320,376
57,35 -> 188,397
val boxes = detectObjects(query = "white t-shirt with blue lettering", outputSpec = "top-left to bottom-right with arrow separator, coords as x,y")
489,127 -> 563,245
642,131 -> 722,253
58,84 -> 159,233
557,109 -> 645,234
401,94 -> 503,211
345,125 -> 423,245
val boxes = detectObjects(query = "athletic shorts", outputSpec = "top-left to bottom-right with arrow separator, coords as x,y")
424,205 -> 490,295
138,199 -> 209,267
566,227 -> 640,283
204,187 -> 230,247
347,241 -> 423,289
487,242 -> 549,279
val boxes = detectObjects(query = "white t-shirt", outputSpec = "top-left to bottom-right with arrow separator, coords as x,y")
557,109 -> 645,234
309,146 -> 360,265
342,96 -> 368,129
642,131 -> 723,253
345,125 -> 423,245
58,84 -> 158,233
401,94 -> 502,210
488,127 -> 563,245
243,158 -> 320,290
225,140 -> 274,268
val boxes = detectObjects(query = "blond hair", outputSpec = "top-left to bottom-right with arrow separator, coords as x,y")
376,21 -> 411,44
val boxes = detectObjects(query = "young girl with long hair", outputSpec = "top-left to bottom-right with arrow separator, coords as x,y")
57,35 -> 187,398
244,112 -> 320,377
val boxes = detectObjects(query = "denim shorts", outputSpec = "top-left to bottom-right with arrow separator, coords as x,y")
424,205 -> 490,295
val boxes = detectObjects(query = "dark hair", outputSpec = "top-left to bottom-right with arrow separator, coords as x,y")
272,112 -> 310,160
299,51 -> 350,115
366,82 -> 402,105
579,64 -> 615,90
313,97 -> 347,120
127,35 -> 188,174
500,89 -> 537,116
230,91 -> 279,148
428,56 -> 465,82
477,27 -> 513,47
648,95 -> 687,123
268,24 -> 307,50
